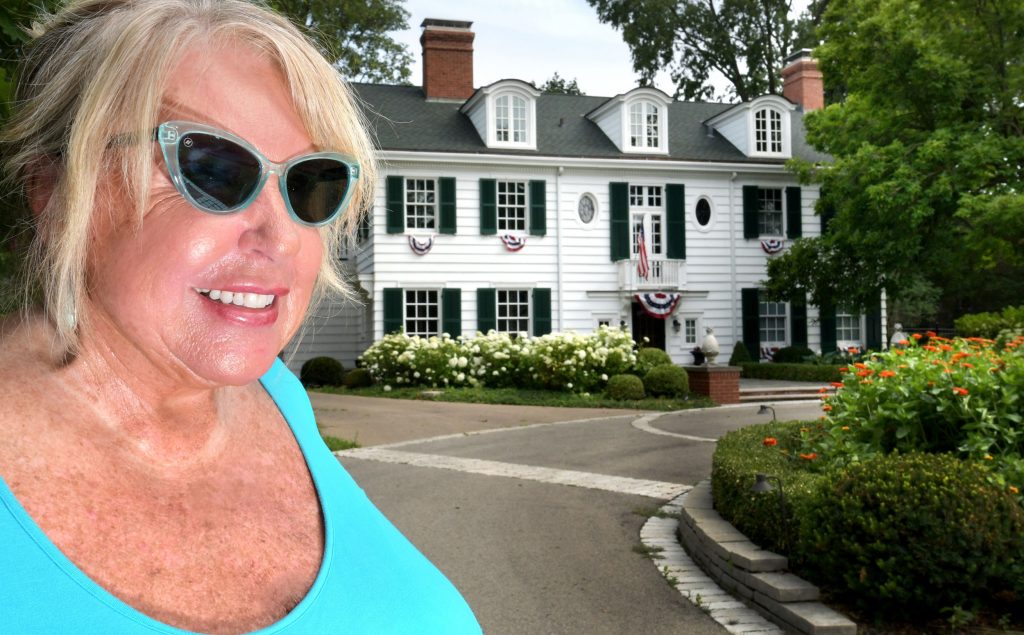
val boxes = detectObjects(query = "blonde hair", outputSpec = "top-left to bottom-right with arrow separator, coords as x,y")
1,0 -> 376,355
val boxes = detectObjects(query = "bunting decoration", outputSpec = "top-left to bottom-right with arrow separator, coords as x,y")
500,234 -> 527,252
760,239 -> 785,254
408,234 -> 434,256
634,292 -> 681,319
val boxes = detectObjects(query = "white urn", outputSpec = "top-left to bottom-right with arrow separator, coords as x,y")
701,327 -> 721,364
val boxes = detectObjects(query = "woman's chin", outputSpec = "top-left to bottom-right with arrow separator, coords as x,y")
188,350 -> 281,387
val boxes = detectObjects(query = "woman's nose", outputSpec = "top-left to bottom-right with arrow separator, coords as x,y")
237,176 -> 301,257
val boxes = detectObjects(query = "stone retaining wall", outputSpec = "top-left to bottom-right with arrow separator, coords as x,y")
678,480 -> 856,635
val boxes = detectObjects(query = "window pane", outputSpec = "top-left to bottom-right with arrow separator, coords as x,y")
405,178 -> 437,230
758,188 -> 783,235
405,289 -> 439,337
497,181 -> 527,231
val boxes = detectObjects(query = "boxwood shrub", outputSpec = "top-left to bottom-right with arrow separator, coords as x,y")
643,364 -> 688,397
634,347 -> 672,376
797,452 -> 1024,621
300,356 -> 346,387
728,340 -> 754,365
955,304 -> 1024,338
770,345 -> 815,364
739,362 -> 842,382
342,368 -> 373,388
605,373 -> 645,400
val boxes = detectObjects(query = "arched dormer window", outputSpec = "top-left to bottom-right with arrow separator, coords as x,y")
496,93 -> 527,143
629,101 -> 660,149
585,87 -> 672,154
754,107 -> 783,154
460,80 -> 540,150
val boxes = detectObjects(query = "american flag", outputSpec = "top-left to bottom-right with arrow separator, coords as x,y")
637,224 -> 650,280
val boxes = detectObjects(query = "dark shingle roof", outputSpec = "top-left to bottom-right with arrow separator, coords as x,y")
352,83 -> 828,164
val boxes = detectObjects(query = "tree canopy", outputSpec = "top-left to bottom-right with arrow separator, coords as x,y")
537,73 -> 583,95
766,0 -> 1024,324
587,0 -> 817,101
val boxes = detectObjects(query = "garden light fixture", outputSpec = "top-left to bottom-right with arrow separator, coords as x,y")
751,473 -> 788,531
758,404 -> 777,421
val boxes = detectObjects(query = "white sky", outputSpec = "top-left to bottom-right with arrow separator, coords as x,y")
390,0 -> 812,100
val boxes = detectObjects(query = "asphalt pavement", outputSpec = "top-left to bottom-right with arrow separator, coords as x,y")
312,392 -> 822,634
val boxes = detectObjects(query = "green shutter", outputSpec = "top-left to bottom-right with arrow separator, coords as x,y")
529,180 -> 547,236
610,182 -> 629,261
786,186 -> 802,238
741,288 -> 761,356
476,288 -> 496,333
532,288 -> 552,336
791,295 -> 808,348
820,305 -> 837,355
383,288 -> 403,334
442,288 -> 462,338
479,179 -> 497,235
742,186 -> 759,239
439,177 -> 456,234
386,176 -> 404,234
866,295 -> 883,351
666,183 -> 686,260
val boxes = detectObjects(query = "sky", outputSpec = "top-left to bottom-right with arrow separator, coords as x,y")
389,0 -> 812,100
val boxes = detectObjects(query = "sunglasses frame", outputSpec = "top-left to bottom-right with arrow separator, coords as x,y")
155,120 -> 360,227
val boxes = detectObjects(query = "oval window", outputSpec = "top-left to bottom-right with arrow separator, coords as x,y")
695,198 -> 712,226
578,193 -> 597,224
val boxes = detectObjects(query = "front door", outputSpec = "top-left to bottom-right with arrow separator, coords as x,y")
632,300 -> 666,351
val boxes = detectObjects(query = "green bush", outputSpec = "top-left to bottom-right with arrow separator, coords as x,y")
955,305 -> 1024,338
300,356 -> 345,387
739,362 -> 842,382
634,347 -> 672,376
729,340 -> 754,365
712,421 -> 826,555
771,345 -> 815,364
342,368 -> 373,388
797,452 -> 1024,621
643,364 -> 688,397
605,374 -> 645,400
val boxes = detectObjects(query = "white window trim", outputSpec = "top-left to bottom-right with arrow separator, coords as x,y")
746,98 -> 792,158
677,313 -> 702,346
759,300 -> 789,355
496,288 -> 532,336
403,288 -> 442,338
835,312 -> 865,351
692,195 -> 715,233
404,177 -> 438,232
757,187 -> 785,238
496,179 -> 529,234
488,87 -> 537,150
576,192 -> 599,229
622,97 -> 669,155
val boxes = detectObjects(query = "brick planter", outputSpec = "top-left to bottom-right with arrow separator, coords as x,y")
685,364 -> 741,404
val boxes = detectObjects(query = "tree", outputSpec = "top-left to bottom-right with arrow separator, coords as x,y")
766,0 -> 1024,324
262,0 -> 414,84
538,73 -> 583,95
587,0 -> 805,101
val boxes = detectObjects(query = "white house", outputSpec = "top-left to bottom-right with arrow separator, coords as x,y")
284,19 -> 886,373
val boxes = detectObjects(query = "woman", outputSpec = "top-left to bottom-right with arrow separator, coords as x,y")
0,1 -> 480,633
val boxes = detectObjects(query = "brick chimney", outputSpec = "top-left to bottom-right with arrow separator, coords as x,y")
420,19 -> 474,100
781,49 -> 824,111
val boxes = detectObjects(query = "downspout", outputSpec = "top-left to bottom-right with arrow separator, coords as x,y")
729,171 -> 738,347
556,166 -> 564,332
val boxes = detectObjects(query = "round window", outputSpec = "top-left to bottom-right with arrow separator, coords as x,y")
695,198 -> 712,226
578,194 -> 597,224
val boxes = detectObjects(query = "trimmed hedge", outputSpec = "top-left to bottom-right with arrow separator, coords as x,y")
300,356 -> 346,387
739,362 -> 842,382
770,345 -> 815,364
729,340 -> 754,365
634,347 -> 672,376
342,368 -> 373,388
798,452 -> 1024,620
954,305 -> 1024,338
605,373 -> 645,400
643,364 -> 688,397
712,420 -> 825,555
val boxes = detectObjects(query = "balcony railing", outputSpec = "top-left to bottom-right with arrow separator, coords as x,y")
617,259 -> 685,291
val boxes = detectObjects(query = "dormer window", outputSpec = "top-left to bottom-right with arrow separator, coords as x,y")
496,94 -> 527,143
754,108 -> 783,154
629,101 -> 660,149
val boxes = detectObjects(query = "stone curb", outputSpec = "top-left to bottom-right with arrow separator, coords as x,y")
678,480 -> 857,635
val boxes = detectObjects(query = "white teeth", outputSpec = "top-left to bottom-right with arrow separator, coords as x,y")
194,288 -> 275,309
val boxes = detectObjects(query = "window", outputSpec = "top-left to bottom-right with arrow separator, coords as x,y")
405,178 -> 436,230
754,108 -> 783,153
759,301 -> 787,343
497,181 -> 527,232
629,185 -> 662,208
497,289 -> 530,334
577,193 -> 597,224
495,94 -> 527,144
405,290 -> 439,337
695,198 -> 712,227
629,101 -> 660,149
684,318 -> 698,345
758,188 -> 783,236
836,311 -> 862,342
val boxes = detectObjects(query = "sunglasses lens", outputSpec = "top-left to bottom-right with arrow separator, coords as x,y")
286,158 -> 351,225
177,133 -> 261,211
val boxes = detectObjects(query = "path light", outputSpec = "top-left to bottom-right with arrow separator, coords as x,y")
751,473 -> 788,531
758,404 -> 777,421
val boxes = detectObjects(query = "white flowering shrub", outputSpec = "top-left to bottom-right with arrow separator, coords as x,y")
358,325 -> 638,393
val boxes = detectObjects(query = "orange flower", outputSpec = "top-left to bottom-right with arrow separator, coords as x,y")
940,344 -> 953,352
860,379 -> 874,385
898,339 -> 909,346
854,362 -> 867,369
856,369 -> 873,377
799,452 -> 818,461
1011,486 -> 1020,495
822,404 -> 832,412
912,333 -> 922,340
830,382 -> 844,388
841,426 -> 850,431
818,387 -> 829,393
839,367 -> 849,373
960,362 -> 974,369
879,370 -> 896,378
848,347 -> 860,354
922,345 -> 938,352
953,386 -> 969,396
763,437 -> 778,447
894,350 -> 905,356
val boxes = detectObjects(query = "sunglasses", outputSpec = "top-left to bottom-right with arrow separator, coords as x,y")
155,121 -> 360,227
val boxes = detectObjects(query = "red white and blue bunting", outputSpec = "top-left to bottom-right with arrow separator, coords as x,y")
500,234 -> 527,252
408,234 -> 434,256
761,238 -> 785,254
634,292 -> 681,319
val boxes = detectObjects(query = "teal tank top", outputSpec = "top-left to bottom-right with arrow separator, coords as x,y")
0,359 -> 481,634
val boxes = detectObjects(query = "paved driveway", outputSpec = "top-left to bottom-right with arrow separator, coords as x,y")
314,394 -> 821,634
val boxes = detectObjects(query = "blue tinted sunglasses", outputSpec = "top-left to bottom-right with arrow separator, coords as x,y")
155,121 -> 360,227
